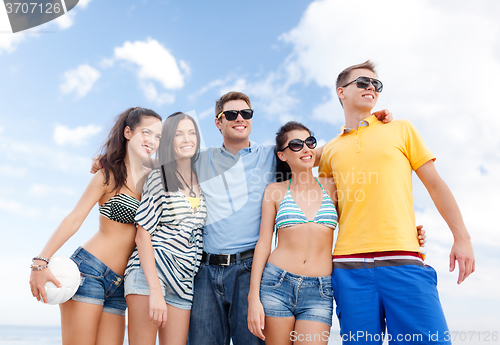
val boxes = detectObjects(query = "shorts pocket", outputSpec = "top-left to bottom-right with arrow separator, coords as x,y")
319,283 -> 334,300
260,270 -> 283,289
78,259 -> 103,279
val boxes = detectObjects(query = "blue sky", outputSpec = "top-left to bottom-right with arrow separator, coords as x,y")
1,0 -> 499,337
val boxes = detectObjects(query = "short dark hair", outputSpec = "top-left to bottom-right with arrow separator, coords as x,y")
215,91 -> 251,118
336,60 -> 378,106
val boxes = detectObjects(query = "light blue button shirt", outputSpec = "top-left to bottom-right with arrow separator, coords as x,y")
196,141 -> 276,254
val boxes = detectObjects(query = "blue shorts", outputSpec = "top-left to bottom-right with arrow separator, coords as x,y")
332,254 -> 450,344
124,264 -> 192,310
70,247 -> 126,316
259,262 -> 333,326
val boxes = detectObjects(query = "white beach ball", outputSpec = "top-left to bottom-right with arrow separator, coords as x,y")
44,256 -> 81,305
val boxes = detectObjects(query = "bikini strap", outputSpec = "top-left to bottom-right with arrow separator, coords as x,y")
288,178 -> 291,190
315,177 -> 324,190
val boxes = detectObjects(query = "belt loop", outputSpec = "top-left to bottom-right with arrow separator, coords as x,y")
236,252 -> 241,264
205,253 -> 211,265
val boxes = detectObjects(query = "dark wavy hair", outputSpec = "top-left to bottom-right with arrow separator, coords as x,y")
157,112 -> 201,192
275,121 -> 313,182
99,107 -> 162,192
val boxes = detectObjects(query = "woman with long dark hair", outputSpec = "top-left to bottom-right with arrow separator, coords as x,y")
124,112 -> 206,345
29,107 -> 162,345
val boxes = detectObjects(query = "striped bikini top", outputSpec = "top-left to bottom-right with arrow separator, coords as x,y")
275,178 -> 338,230
99,193 -> 140,224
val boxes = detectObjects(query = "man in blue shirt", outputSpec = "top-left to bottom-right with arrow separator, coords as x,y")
189,91 -> 274,345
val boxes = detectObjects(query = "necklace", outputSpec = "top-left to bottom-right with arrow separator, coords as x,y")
176,170 -> 196,198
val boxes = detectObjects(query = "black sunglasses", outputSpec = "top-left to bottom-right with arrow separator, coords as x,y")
279,136 -> 317,152
217,109 -> 254,121
342,76 -> 383,93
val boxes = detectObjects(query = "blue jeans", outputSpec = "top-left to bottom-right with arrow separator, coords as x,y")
260,262 -> 333,326
70,247 -> 126,316
188,256 -> 265,345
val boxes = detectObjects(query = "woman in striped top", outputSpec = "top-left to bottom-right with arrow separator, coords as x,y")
29,107 -> 162,345
124,112 -> 207,345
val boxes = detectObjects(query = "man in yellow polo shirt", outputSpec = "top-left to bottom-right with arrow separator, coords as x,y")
319,60 -> 475,344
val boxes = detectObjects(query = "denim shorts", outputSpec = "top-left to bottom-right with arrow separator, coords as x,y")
260,262 -> 333,326
124,264 -> 192,310
69,247 -> 126,316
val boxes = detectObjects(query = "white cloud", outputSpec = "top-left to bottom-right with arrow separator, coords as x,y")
78,0 -> 92,9
28,184 -> 76,198
198,107 -> 214,120
139,81 -> 175,105
60,64 -> 101,98
274,0 -> 500,246
53,123 -> 102,147
112,37 -> 186,104
53,10 -> 76,30
0,164 -> 28,177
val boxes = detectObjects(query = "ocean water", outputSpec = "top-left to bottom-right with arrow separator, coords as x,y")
0,326 -> 62,345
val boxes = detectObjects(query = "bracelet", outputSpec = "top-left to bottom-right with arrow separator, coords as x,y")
30,264 -> 48,271
32,256 -> 50,264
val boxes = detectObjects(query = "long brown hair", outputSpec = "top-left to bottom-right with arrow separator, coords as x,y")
158,112 -> 201,192
99,107 -> 162,192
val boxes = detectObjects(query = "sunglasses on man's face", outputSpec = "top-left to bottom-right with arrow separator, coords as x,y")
217,109 -> 254,121
342,76 -> 383,93
279,136 -> 317,152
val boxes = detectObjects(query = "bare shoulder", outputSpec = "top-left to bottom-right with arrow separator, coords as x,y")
264,181 -> 288,202
92,169 -> 117,200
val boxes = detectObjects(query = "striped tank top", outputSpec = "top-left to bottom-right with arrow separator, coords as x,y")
275,178 -> 337,230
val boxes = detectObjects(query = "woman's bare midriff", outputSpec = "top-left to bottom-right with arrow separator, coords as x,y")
268,222 -> 334,277
82,215 -> 137,276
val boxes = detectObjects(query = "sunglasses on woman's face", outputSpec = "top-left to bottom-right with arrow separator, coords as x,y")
217,109 -> 254,121
342,76 -> 383,93
279,136 -> 317,152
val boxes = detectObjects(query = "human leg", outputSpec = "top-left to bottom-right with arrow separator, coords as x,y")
263,316 -> 295,345
377,264 -> 451,345
60,300 -> 103,345
158,304 -> 191,345
63,247 -> 127,345
294,320 -> 331,345
188,263 -> 230,345
331,265 -> 385,344
95,311 -> 125,345
226,257 -> 265,345
126,294 -> 159,345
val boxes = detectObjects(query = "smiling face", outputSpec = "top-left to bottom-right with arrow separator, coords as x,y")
277,129 -> 315,171
215,99 -> 252,144
338,68 -> 379,111
173,118 -> 197,160
125,116 -> 162,160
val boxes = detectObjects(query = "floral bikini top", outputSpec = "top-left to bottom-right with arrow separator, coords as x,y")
99,193 -> 140,224
275,178 -> 338,230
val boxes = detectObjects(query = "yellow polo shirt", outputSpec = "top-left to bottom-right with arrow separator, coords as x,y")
319,115 -> 435,255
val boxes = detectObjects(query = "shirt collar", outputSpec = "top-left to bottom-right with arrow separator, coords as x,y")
219,140 -> 255,154
340,115 -> 378,135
